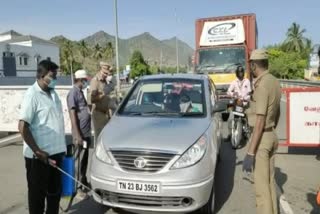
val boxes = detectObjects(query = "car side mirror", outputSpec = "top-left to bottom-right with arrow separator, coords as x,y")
212,101 -> 227,113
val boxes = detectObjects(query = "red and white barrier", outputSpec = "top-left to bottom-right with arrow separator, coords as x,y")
281,87 -> 320,147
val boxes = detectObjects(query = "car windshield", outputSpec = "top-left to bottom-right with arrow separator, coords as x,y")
118,78 -> 206,117
198,47 -> 246,73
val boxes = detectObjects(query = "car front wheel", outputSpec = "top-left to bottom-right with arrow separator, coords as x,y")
199,182 -> 215,214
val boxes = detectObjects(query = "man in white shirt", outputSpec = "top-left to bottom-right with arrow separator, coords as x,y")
227,65 -> 252,101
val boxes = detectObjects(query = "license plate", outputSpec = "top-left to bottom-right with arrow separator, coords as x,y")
117,180 -> 161,194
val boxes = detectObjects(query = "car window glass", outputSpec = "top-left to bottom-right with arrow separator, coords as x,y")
118,79 -> 206,117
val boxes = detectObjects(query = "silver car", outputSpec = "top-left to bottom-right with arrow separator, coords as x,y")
90,74 -> 226,213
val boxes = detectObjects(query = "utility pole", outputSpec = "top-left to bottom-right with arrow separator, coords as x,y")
175,8 -> 179,73
160,44 -> 163,72
114,0 -> 121,96
70,62 -> 74,85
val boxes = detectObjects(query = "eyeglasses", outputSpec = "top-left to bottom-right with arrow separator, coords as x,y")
101,71 -> 111,76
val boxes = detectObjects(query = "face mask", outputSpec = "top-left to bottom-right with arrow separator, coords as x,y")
82,80 -> 88,89
47,77 -> 56,89
248,63 -> 254,78
106,75 -> 113,82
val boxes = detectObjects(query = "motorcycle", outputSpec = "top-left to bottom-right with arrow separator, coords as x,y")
227,97 -> 251,149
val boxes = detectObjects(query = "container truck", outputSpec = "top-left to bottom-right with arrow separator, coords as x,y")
195,13 -> 257,95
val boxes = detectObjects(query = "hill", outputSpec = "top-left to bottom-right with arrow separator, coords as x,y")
51,31 -> 194,67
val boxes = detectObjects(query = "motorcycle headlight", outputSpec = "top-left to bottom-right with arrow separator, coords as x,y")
171,134 -> 207,169
95,139 -> 112,165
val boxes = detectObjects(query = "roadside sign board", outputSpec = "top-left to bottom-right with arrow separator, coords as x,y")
283,87 -> 320,147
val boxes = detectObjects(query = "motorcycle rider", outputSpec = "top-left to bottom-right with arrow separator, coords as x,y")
227,65 -> 252,102
227,65 -> 252,148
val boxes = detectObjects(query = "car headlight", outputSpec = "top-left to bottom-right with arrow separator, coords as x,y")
95,139 -> 112,165
171,134 -> 207,169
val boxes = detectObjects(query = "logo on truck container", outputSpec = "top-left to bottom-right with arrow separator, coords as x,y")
199,19 -> 245,46
208,23 -> 236,35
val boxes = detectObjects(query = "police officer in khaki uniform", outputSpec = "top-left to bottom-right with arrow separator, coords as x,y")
88,62 -> 116,142
243,49 -> 281,214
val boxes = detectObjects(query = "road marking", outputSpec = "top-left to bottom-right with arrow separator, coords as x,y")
276,184 -> 294,214
279,194 -> 294,214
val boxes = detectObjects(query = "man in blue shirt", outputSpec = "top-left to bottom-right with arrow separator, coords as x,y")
18,60 -> 66,214
67,69 -> 91,193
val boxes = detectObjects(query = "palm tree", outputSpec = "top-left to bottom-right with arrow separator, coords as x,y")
61,40 -> 74,74
103,42 -> 114,63
92,43 -> 103,61
303,38 -> 312,58
283,22 -> 307,53
78,40 -> 89,65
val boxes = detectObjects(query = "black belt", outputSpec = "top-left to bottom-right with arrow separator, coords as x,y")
94,109 -> 108,114
264,127 -> 274,132
249,127 -> 274,132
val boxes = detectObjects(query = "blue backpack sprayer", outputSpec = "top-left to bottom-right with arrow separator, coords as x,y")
49,142 -> 94,212
61,154 -> 75,196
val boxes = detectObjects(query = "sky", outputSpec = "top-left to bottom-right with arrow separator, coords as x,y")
0,0 -> 319,48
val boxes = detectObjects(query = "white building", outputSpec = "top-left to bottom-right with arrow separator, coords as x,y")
0,30 -> 59,77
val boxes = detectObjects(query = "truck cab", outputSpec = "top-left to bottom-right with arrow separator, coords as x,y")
194,14 -> 257,96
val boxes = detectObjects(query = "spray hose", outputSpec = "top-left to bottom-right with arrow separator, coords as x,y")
48,144 -> 95,212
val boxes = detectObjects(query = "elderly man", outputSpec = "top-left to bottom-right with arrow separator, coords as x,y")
67,69 -> 91,192
88,62 -> 117,142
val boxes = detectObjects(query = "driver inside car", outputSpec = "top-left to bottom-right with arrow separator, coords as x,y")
163,93 -> 181,112
179,94 -> 200,113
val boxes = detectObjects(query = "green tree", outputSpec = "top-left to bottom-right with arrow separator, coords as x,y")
301,38 -> 312,59
61,40 -> 75,75
283,22 -> 308,53
129,50 -> 151,79
268,48 -> 307,79
103,42 -> 114,63
266,23 -> 312,80
150,65 -> 160,74
92,43 -> 104,61
78,40 -> 89,65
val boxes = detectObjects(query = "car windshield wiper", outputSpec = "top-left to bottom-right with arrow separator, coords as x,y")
201,64 -> 216,67
124,112 -> 142,115
179,112 -> 204,117
142,112 -> 181,117
199,65 -> 217,70
144,112 -> 204,117
124,111 -> 204,117
123,111 -> 181,116
223,63 -> 242,72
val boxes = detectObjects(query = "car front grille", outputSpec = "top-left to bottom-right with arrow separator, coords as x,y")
111,150 -> 175,173
96,189 -> 193,208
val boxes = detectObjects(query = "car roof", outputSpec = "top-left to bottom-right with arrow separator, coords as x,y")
140,73 -> 208,81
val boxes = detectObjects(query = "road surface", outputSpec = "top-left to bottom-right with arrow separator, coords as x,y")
0,99 -> 319,214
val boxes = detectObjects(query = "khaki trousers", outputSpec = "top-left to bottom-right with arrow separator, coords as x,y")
254,130 -> 278,214
92,110 -> 109,142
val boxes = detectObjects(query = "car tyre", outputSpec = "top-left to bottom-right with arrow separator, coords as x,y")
199,182 -> 215,214
97,204 -> 111,213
